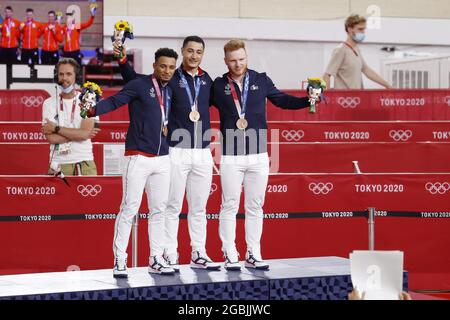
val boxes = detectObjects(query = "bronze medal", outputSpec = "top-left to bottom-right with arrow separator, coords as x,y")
236,118 -> 248,130
162,125 -> 168,137
189,110 -> 200,122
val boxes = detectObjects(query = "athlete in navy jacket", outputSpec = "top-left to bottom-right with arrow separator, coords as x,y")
84,48 -> 179,277
113,36 -> 220,271
212,40 -> 316,271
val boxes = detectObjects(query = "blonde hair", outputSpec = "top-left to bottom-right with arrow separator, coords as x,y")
345,14 -> 367,32
224,39 -> 246,54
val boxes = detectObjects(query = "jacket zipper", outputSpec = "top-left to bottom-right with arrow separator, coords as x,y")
157,117 -> 163,155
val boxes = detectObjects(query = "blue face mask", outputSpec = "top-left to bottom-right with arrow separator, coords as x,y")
59,84 -> 74,94
352,32 -> 365,43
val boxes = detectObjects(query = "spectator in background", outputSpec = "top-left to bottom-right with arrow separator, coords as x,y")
323,14 -> 392,89
41,58 -> 99,176
61,6 -> 96,65
41,10 -> 63,65
0,6 -> 20,64
19,8 -> 42,66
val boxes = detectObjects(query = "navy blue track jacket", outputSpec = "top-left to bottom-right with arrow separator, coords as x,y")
94,75 -> 171,156
118,60 -> 213,149
211,69 -> 310,156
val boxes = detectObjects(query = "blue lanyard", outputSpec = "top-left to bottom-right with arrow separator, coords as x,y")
178,68 -> 201,109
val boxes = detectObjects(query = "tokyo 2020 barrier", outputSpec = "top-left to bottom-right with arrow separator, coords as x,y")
1,141 -> 449,175
1,121 -> 450,143
1,89 -> 450,121
0,174 -> 449,290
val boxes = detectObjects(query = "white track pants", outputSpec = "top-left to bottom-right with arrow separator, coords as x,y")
218,153 -> 269,257
113,154 -> 170,260
164,147 -> 213,255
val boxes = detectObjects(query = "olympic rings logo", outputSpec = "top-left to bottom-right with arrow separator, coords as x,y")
20,96 -> 44,108
337,97 -> 361,108
210,183 -> 218,195
389,130 -> 412,141
77,184 -> 102,197
281,130 -> 305,142
443,96 -> 450,107
308,182 -> 334,195
425,182 -> 450,195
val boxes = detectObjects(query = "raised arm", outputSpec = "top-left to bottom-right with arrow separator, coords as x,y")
80,15 -> 94,30
115,45 -> 145,83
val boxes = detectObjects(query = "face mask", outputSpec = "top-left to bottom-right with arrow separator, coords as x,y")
59,84 -> 74,94
352,32 -> 365,43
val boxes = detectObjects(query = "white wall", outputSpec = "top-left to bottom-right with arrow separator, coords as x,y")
103,16 -> 450,89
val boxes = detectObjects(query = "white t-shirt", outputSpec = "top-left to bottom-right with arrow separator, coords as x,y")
42,92 -> 97,164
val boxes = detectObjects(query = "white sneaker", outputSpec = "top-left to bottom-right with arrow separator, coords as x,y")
163,252 -> 180,273
224,251 -> 241,271
245,251 -> 269,270
113,257 -> 128,278
190,251 -> 221,270
148,255 -> 176,275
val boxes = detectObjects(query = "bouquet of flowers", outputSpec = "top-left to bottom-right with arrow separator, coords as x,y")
79,81 -> 102,118
306,77 -> 326,114
89,0 -> 98,16
55,11 -> 63,24
111,20 -> 134,59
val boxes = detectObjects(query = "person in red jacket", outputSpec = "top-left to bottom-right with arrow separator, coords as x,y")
19,8 -> 43,66
0,6 -> 20,64
61,7 -> 96,65
41,10 -> 63,65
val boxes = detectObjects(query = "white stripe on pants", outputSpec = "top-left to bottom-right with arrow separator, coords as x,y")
113,154 -> 170,260
219,152 -> 269,258
165,147 -> 213,255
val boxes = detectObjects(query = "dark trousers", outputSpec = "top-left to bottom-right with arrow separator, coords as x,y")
21,48 -> 39,66
0,47 -> 19,64
41,50 -> 60,65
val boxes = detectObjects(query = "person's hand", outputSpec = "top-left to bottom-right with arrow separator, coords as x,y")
89,127 -> 101,139
348,288 -> 365,300
399,292 -> 412,300
113,43 -> 126,60
48,24 -> 55,31
19,22 -> 25,31
42,118 -> 57,134
385,84 -> 393,89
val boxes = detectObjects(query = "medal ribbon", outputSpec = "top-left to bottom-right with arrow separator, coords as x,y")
227,72 -> 249,119
151,75 -> 169,125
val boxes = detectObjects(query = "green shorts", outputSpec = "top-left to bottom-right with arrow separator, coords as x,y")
48,160 -> 97,176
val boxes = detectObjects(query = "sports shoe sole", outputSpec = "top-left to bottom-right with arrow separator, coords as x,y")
224,265 -> 241,271
113,272 -> 128,278
190,262 -> 221,270
148,267 -> 175,275
171,267 -> 180,273
245,262 -> 270,270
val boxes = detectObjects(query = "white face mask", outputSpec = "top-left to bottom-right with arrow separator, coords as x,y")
59,84 -> 74,94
